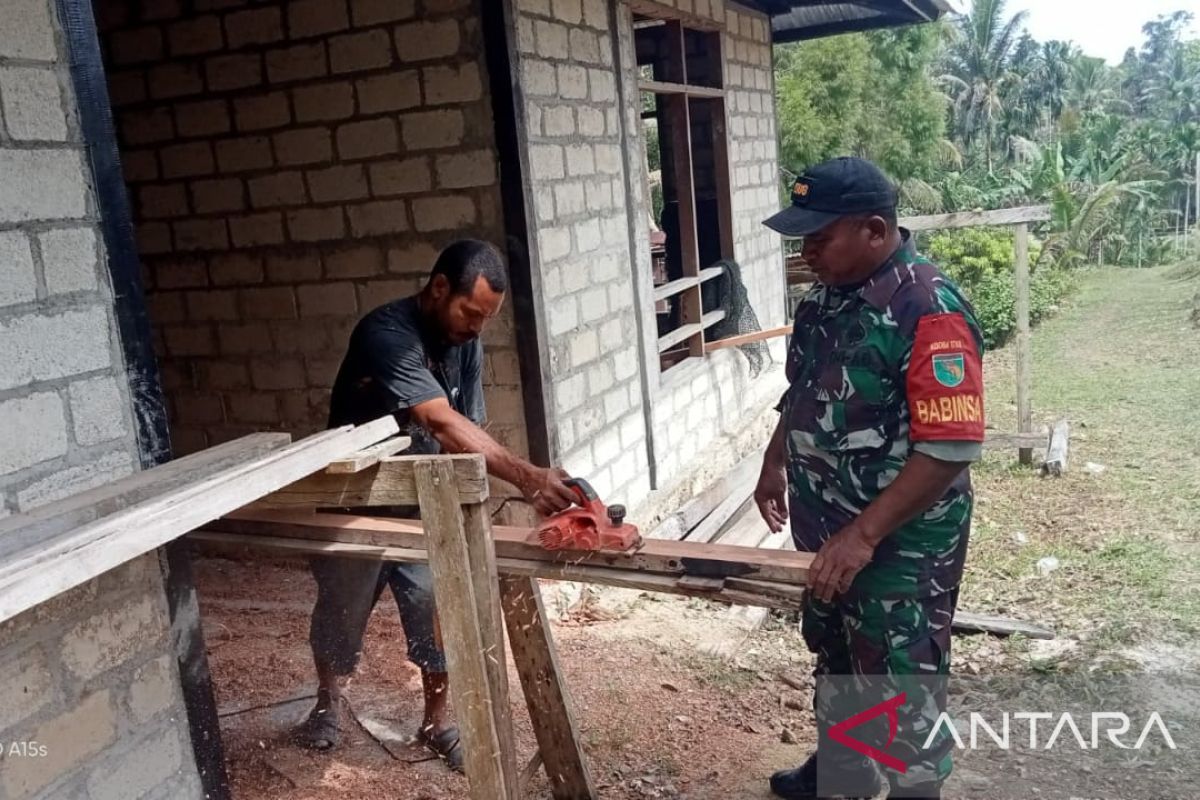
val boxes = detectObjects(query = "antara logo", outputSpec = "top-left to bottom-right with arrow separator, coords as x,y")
828,693 -> 908,773
926,711 -> 1178,752
830,694 -> 1179,772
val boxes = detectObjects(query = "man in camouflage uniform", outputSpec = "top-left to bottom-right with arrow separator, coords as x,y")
757,157 -> 985,800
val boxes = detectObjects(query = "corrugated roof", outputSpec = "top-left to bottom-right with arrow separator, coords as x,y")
742,1 -> 954,44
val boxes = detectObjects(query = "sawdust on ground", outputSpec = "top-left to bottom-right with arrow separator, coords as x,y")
199,266 -> 1200,799
198,553 -> 816,800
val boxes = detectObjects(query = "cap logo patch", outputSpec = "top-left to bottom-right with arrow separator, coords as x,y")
792,180 -> 811,205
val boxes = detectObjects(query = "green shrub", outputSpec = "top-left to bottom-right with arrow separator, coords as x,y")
924,227 -> 1072,348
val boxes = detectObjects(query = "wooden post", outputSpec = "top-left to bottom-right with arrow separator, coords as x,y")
1014,222 -> 1033,465
1042,419 -> 1071,477
500,577 -> 597,799
415,459 -> 518,800
663,20 -> 703,359
1194,152 -> 1199,241
461,502 -> 519,787
1185,189 -> 1191,254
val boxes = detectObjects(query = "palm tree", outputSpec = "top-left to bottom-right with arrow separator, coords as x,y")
941,0 -> 1030,170
1144,48 -> 1200,127
1036,40 -> 1078,125
1067,56 -> 1122,115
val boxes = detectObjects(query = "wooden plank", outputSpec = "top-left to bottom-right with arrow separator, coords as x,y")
0,432 -> 292,562
706,26 -> 733,264
651,267 -> 722,302
712,502 -> 771,548
461,501 -> 519,797
251,453 -> 489,509
189,531 -> 807,610
638,79 -> 726,98
625,0 -> 722,31
952,611 -> 1055,640
497,563 -> 801,609
1041,419 -> 1071,477
415,459 -> 515,800
325,436 -> 412,474
500,577 -> 597,800
701,308 -> 726,329
662,34 -> 702,360
1014,222 -> 1033,465
704,324 -> 792,352
0,418 -> 399,625
697,529 -> 792,658
657,322 -> 702,353
687,466 -> 759,544
676,575 -> 726,591
653,274 -> 700,302
900,205 -> 1052,231
645,453 -> 762,541
709,94 -> 735,261
208,509 -> 815,585
726,571 -> 805,607
982,431 -> 1048,451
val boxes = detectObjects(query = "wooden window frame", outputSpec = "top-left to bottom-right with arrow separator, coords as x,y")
637,18 -> 735,370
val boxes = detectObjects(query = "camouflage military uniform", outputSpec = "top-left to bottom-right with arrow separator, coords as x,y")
781,234 -> 985,794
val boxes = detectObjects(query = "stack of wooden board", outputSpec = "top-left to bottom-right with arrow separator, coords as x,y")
647,452 -> 764,543
646,451 -> 798,656
639,450 -> 1054,650
0,418 -> 402,624
197,506 -> 814,611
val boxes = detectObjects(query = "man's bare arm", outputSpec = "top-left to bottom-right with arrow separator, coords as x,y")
410,397 -> 577,515
754,415 -> 789,532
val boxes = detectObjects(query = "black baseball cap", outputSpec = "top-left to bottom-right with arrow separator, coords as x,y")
762,156 -> 899,237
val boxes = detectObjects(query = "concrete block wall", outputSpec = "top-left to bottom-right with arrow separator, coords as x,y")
646,3 -> 787,488
513,0 -> 654,507
0,0 -> 202,796
96,0 -> 530,463
518,0 -> 786,499
722,3 -> 783,329
0,559 -> 202,800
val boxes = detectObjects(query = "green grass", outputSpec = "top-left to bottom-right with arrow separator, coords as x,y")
959,264 -> 1200,671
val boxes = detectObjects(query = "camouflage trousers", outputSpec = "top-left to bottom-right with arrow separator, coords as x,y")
802,588 -> 958,795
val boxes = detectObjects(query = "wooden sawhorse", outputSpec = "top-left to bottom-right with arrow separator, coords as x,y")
221,451 -> 598,800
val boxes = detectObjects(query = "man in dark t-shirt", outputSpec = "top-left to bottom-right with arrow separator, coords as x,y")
296,240 -> 577,770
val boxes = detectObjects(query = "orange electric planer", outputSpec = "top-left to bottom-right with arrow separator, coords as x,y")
530,478 -> 642,552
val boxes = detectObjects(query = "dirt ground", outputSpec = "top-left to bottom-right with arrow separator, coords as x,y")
198,552 -> 1194,800
196,553 -> 816,800
199,265 -> 1200,800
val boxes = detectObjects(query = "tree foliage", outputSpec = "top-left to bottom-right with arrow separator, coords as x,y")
774,2 -> 1200,269
775,25 -> 946,183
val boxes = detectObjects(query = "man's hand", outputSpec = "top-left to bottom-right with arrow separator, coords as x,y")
808,524 -> 877,602
522,467 -> 578,516
413,397 -> 579,516
754,462 -> 789,533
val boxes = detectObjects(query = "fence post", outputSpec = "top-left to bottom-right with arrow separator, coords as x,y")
1014,222 -> 1033,465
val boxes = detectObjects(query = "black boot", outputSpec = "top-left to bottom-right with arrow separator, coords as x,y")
770,753 -> 882,800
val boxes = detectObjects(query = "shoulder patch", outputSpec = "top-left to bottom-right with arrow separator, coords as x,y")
907,312 -> 984,443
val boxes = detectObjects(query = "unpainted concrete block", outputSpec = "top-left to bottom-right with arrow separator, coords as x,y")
0,391 -> 67,476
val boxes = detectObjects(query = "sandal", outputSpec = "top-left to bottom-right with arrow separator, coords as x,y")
292,705 -> 341,751
419,725 -> 464,773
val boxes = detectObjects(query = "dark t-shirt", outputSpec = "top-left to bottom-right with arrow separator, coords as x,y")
328,296 -> 486,455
